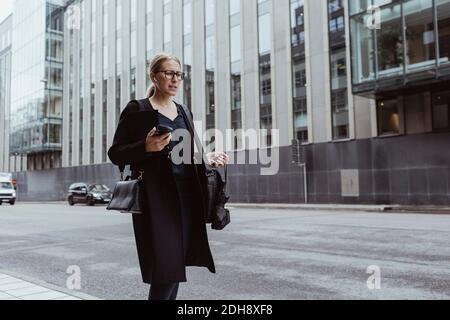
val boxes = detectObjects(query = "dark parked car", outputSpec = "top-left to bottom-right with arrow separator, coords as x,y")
67,183 -> 112,206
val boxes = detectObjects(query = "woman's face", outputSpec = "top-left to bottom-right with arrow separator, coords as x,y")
152,60 -> 182,97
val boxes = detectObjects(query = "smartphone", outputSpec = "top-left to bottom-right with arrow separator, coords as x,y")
154,124 -> 174,136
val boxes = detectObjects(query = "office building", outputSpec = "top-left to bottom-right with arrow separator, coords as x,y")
11,0 -> 450,205
9,0 -> 66,171
0,15 -> 12,173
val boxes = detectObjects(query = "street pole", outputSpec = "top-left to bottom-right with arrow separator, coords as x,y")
292,139 -> 308,204
302,163 -> 307,204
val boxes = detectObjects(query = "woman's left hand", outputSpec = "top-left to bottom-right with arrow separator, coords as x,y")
206,152 -> 230,168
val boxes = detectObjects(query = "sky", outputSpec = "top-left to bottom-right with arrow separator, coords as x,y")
0,0 -> 14,24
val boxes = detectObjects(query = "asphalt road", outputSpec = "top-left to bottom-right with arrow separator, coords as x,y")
0,202 -> 449,300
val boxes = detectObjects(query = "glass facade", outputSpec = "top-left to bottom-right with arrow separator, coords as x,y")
90,0 -> 96,164
229,0 -> 242,150
146,0 -> 154,90
350,0 -> 450,93
68,27 -> 74,166
0,16 -> 12,172
116,75 -> 121,125
437,0 -> 450,70
328,0 -> 349,140
116,0 -> 122,70
116,0 -> 122,124
130,0 -> 137,100
10,0 -> 63,170
183,0 -> 192,111
47,0 -> 447,168
102,0 -> 109,163
79,0 -> 84,165
290,0 -> 308,143
205,0 -> 216,144
163,0 -> 172,53
258,0 -> 272,147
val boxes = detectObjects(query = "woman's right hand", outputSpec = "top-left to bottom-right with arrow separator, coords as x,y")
145,127 -> 171,152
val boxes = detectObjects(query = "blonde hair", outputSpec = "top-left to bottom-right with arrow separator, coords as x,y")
146,53 -> 182,98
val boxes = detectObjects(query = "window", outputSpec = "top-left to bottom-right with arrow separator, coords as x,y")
258,0 -> 272,147
229,0 -> 240,15
290,0 -> 308,143
350,10 -> 376,83
295,69 -> 306,87
328,0 -> 343,13
377,3 -> 403,76
88,184 -> 110,192
404,0 -> 435,70
131,0 -> 138,65
90,82 -> 95,164
116,75 -> 121,126
329,16 -> 344,33
432,91 -> 450,131
164,0 -> 172,52
328,0 -> 349,140
130,68 -> 136,100
49,124 -> 61,144
229,0 -> 242,150
437,0 -> 450,63
102,79 -> 107,163
183,0 -> 192,110
377,99 -> 401,135
205,0 -> 216,137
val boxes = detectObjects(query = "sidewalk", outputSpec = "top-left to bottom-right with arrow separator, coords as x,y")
0,270 -> 100,300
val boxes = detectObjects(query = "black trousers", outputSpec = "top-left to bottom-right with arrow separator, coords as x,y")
147,178 -> 193,301
149,282 -> 179,300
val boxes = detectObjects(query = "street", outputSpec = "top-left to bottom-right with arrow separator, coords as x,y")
0,202 -> 449,300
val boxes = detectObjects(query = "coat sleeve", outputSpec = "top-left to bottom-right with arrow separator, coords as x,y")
107,101 -> 152,167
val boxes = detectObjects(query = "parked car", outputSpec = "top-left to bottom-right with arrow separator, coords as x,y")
67,183 -> 112,206
0,176 -> 16,205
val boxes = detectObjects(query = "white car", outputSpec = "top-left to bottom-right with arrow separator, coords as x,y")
0,178 -> 16,205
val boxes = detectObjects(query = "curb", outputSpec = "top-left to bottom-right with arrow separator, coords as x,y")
383,206 -> 450,215
228,203 -> 450,214
227,203 -> 394,212
0,269 -> 101,300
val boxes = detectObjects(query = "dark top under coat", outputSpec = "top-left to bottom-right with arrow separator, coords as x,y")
150,101 -> 194,180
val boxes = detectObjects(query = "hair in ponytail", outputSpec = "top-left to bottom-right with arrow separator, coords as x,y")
146,85 -> 156,98
146,53 -> 182,98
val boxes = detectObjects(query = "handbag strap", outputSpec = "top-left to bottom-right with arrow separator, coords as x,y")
118,99 -> 152,180
178,103 -> 209,167
224,164 -> 228,184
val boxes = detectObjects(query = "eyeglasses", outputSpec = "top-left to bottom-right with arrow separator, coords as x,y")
157,70 -> 186,81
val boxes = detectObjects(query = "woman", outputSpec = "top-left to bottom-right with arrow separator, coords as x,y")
108,53 -> 229,300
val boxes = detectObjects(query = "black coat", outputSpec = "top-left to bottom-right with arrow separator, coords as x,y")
108,99 -> 216,284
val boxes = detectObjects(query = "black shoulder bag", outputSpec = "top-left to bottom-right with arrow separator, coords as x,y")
106,99 -> 149,215
179,104 -> 231,230
106,168 -> 145,214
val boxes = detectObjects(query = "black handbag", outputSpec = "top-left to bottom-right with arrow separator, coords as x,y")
179,104 -> 231,230
206,165 -> 231,230
106,168 -> 145,214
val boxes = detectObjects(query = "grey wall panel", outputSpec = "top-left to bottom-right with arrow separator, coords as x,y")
13,132 -> 450,206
